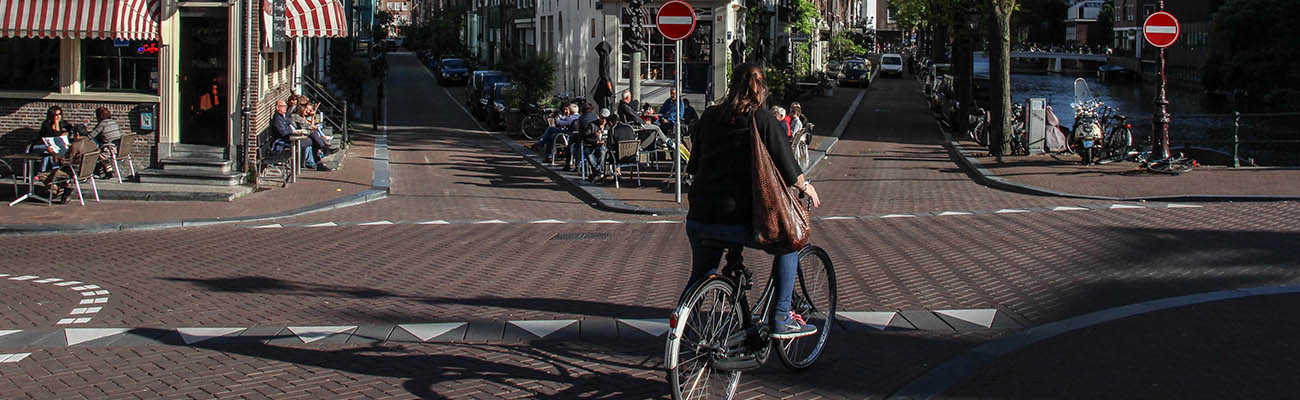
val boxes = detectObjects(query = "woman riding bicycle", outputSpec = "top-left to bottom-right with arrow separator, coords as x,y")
684,63 -> 823,339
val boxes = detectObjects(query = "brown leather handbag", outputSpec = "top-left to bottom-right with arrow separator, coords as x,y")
750,113 -> 811,254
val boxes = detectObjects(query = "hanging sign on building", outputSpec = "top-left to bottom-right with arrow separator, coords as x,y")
263,0 -> 288,52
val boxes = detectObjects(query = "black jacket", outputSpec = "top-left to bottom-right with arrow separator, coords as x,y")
616,100 -> 640,124
686,107 -> 802,225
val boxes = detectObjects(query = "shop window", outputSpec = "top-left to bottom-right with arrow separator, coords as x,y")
82,39 -> 160,93
0,38 -> 59,91
619,7 -> 711,83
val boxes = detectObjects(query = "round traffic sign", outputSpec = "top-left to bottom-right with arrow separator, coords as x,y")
1143,11 -> 1180,48
656,0 -> 697,41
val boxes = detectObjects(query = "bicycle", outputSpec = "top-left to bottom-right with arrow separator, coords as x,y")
791,123 -> 815,171
666,241 -> 837,399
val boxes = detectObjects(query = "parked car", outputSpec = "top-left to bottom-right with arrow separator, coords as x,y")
436,58 -> 469,86
838,58 -> 870,87
879,53 -> 905,77
467,70 -> 509,118
483,82 -> 515,129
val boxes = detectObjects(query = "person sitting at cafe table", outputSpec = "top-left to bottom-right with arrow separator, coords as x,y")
30,105 -> 76,172
288,100 -> 335,171
271,99 -> 327,172
87,107 -> 122,179
616,90 -> 673,150
657,89 -> 681,132
38,132 -> 97,203
529,103 -> 580,162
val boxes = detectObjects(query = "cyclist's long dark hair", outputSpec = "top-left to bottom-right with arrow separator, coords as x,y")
719,63 -> 768,124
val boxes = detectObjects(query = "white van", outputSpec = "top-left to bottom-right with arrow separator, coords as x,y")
880,53 -> 905,77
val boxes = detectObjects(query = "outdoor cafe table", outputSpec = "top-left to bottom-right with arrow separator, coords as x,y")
289,133 -> 310,183
3,153 -> 49,206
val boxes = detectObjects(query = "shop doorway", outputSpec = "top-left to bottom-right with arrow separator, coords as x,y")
179,7 -> 230,147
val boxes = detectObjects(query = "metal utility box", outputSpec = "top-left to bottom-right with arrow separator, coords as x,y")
1027,98 -> 1047,154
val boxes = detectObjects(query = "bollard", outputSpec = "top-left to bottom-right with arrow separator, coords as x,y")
1232,111 -> 1240,168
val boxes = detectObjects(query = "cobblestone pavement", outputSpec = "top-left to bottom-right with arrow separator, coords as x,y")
3,56 -> 1300,398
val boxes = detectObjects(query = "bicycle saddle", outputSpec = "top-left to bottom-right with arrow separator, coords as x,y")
700,239 -> 743,252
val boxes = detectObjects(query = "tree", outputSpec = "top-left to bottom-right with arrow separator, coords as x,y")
989,0 -> 1017,156
1089,2 -> 1114,48
1206,0 -> 1300,111
503,53 -> 557,108
373,11 -> 394,41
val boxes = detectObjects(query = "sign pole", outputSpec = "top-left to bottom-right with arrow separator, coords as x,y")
675,40 -> 683,203
1144,0 -> 1176,160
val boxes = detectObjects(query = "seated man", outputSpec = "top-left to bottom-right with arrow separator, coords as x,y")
584,112 -> 612,182
614,90 -> 672,151
531,103 -> 580,162
568,102 -> 601,171
270,99 -> 329,172
657,89 -> 681,133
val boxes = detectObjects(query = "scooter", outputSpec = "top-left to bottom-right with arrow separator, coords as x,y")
1070,78 -> 1105,165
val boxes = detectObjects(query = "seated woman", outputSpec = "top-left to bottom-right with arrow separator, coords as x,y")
530,103 -> 580,162
87,107 -> 122,179
39,133 -> 97,202
30,105 -> 76,172
290,102 -> 334,171
788,102 -> 806,137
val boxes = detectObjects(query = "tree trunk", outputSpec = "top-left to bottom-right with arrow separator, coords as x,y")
955,27 -> 972,135
991,1 -> 1015,156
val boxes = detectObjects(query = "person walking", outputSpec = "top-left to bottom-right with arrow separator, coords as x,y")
683,63 -> 822,339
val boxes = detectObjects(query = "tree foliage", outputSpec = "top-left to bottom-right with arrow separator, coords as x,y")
373,11 -> 394,40
831,32 -> 868,60
403,7 -> 468,58
1205,0 -> 1300,111
789,0 -> 819,35
502,53 -> 557,107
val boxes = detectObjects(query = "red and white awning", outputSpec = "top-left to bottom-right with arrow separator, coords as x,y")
0,0 -> 161,40
285,0 -> 347,38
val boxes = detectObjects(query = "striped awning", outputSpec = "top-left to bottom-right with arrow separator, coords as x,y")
0,0 -> 161,40
285,0 -> 347,38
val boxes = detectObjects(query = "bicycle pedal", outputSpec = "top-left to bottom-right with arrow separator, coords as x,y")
712,354 -> 763,372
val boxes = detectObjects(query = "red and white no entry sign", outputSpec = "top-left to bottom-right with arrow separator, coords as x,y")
656,0 -> 697,41
1143,11 -> 1180,48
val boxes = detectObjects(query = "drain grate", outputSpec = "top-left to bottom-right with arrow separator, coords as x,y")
550,232 -> 612,241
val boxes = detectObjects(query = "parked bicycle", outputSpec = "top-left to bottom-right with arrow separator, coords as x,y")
666,238 -> 837,399
791,123 -> 815,171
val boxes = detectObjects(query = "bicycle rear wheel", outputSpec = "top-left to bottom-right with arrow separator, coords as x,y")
776,245 -> 837,370
793,133 -> 811,170
520,114 -> 548,140
667,278 -> 744,400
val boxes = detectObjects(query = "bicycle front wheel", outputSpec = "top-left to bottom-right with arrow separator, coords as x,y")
667,278 -> 744,400
776,245 -> 837,370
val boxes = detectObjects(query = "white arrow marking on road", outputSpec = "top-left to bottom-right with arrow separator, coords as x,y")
177,327 -> 247,345
419,220 -> 451,224
530,219 -> 565,224
398,323 -> 466,342
0,353 -> 32,363
286,326 -> 357,344
1052,206 -> 1089,211
619,319 -> 670,337
995,209 -> 1031,213
65,328 -> 130,346
511,320 -> 577,338
838,311 -> 899,330
1167,204 -> 1202,208
1110,204 -> 1145,209
935,309 -> 998,328
1145,26 -> 1177,34
359,221 -> 393,226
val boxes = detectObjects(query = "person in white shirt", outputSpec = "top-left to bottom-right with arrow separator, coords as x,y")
530,103 -> 581,163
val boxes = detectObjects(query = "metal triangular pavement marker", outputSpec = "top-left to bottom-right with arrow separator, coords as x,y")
1110,204 -> 1145,209
880,214 -> 915,218
65,328 -> 131,346
474,220 -> 507,224
995,209 -> 1030,214
1052,206 -> 1088,211
937,211 -> 973,216
1167,203 -> 1202,208
837,312 -> 898,330
304,222 -> 338,227
398,323 -> 466,342
530,219 -> 565,224
934,309 -> 998,328
286,326 -> 357,344
0,330 -> 20,339
176,327 -> 247,345
359,221 -> 394,226
510,320 -> 577,338
419,220 -> 451,225
619,319 -> 669,336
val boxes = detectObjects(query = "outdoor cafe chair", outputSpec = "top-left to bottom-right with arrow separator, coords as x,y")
111,134 -> 140,183
45,150 -> 100,206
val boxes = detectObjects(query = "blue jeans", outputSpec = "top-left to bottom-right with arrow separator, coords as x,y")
535,127 -> 570,157
684,220 -> 799,324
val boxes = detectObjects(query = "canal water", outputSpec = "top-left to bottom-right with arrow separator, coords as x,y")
1010,73 -> 1299,165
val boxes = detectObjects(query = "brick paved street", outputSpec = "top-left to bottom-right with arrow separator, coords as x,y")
3,54 -> 1300,399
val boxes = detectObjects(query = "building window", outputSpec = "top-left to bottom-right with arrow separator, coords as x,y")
81,39 -> 160,93
0,38 -> 59,91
